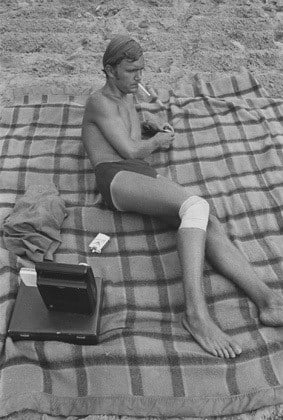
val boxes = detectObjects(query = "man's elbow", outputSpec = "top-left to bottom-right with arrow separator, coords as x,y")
122,145 -> 141,160
125,151 -> 139,159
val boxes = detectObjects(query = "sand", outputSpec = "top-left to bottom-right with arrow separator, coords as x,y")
1,0 -> 283,105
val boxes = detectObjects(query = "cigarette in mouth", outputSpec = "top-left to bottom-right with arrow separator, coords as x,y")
138,83 -> 164,108
138,83 -> 151,97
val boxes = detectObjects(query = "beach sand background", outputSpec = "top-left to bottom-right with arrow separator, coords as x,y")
2,0 -> 283,106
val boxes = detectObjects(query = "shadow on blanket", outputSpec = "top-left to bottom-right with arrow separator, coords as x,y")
0,69 -> 282,419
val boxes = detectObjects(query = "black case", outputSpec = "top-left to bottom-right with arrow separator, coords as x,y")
35,262 -> 97,315
8,277 -> 103,345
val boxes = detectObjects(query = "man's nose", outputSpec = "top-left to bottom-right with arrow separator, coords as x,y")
135,71 -> 142,81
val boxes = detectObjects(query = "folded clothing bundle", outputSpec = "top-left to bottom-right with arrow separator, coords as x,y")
3,183 -> 67,262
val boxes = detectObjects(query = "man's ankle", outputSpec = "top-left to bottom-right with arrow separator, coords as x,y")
185,307 -> 209,321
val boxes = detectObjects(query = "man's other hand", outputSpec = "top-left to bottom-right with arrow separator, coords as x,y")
155,130 -> 174,150
162,123 -> 174,134
142,120 -> 160,135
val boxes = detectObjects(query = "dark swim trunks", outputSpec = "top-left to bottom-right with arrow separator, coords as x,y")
94,159 -> 158,210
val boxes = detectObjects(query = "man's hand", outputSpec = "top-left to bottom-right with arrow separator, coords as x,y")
162,123 -> 174,134
154,129 -> 174,150
141,120 -> 160,137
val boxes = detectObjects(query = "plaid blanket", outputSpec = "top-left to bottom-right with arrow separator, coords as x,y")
0,70 -> 282,418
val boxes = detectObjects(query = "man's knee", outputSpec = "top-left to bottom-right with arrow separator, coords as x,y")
179,196 -> 209,231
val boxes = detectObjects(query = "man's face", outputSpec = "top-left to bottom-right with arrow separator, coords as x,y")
112,55 -> 145,94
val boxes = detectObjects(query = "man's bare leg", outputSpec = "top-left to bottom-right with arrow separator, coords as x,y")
155,176 -> 283,329
178,228 -> 242,358
110,171 -> 242,358
206,216 -> 283,327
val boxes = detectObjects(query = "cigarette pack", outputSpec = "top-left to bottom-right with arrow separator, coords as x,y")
89,233 -> 110,253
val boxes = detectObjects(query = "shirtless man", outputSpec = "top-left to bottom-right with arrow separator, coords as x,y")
82,35 -> 283,358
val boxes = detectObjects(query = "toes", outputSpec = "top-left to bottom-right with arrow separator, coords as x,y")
181,314 -> 242,358
226,343 -> 236,359
209,342 -> 239,359
196,337 -> 220,358
233,343 -> 242,355
204,342 -> 222,358
203,341 -> 227,358
226,345 -> 236,358
226,342 -> 242,358
222,347 -> 231,359
214,346 -> 225,358
210,348 -> 219,357
215,339 -> 242,359
216,343 -> 241,359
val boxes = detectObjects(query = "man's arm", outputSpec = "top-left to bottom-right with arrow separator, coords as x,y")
82,95 -> 174,160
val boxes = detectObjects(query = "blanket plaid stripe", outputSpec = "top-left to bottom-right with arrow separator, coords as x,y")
0,71 -> 282,418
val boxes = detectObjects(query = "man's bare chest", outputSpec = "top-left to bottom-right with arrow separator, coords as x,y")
117,101 -> 140,138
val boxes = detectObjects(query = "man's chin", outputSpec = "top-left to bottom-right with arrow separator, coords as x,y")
129,85 -> 138,93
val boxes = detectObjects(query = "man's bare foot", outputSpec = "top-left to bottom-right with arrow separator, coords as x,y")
258,292 -> 283,327
182,313 -> 242,358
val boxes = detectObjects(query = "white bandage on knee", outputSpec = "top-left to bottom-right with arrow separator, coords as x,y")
179,196 -> 209,231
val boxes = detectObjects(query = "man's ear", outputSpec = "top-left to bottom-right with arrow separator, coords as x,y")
105,64 -> 116,79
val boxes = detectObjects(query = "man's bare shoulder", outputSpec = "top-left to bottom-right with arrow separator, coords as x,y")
86,90 -> 115,114
87,89 -> 134,109
85,90 -> 122,125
